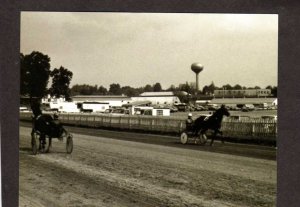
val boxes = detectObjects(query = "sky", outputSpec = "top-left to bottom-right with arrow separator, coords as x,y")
20,12 -> 278,90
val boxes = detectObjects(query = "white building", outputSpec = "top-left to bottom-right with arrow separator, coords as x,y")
131,91 -> 181,106
42,95 -> 65,104
71,95 -> 132,107
214,89 -> 272,98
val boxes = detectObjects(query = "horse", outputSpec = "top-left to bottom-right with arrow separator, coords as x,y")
31,113 -> 65,152
193,105 -> 230,146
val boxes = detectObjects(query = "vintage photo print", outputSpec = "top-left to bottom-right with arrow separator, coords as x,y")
19,12 -> 278,206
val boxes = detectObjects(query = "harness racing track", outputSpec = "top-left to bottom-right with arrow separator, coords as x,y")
19,125 -> 276,207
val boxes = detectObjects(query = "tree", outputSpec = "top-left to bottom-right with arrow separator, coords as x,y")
109,83 -> 122,95
222,84 -> 233,90
207,82 -> 215,94
49,66 -> 73,100
233,84 -> 242,90
121,86 -> 139,97
166,84 -> 176,92
20,51 -> 51,101
70,84 -> 98,95
179,82 -> 191,94
271,86 -> 277,97
202,85 -> 209,95
144,84 -> 153,92
266,85 -> 277,97
97,85 -> 108,95
153,82 -> 162,92
266,85 -> 273,90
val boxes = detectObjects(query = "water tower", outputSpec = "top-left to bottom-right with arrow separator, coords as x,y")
191,63 -> 204,92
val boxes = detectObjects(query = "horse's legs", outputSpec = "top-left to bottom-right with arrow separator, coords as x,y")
220,130 -> 225,144
216,129 -> 224,144
39,134 -> 46,152
46,137 -> 52,153
210,131 -> 217,146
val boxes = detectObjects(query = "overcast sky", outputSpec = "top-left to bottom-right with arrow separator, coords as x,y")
20,12 -> 278,89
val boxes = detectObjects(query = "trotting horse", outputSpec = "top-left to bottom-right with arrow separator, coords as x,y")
31,113 -> 65,152
193,105 -> 230,146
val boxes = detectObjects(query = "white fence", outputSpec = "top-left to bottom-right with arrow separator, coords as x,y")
20,112 -> 277,141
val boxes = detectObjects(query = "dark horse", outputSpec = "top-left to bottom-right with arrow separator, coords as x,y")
193,105 -> 230,146
31,101 -> 64,152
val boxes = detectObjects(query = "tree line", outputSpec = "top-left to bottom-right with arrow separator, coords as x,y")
20,51 -> 277,104
70,82 -> 277,97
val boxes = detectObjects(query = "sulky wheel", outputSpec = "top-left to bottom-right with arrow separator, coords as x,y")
66,134 -> 73,154
31,131 -> 38,155
198,133 -> 208,145
180,132 -> 189,144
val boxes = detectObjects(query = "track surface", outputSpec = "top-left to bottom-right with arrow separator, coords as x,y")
19,125 -> 276,207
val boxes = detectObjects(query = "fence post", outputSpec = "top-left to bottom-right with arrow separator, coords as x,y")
128,117 -> 131,129
179,121 -> 183,133
94,115 -> 96,127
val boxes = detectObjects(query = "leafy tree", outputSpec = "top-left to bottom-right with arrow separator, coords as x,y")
206,82 -> 216,94
144,84 -> 153,92
20,53 -> 27,95
109,83 -> 122,95
20,51 -> 51,102
179,82 -> 191,93
70,84 -> 98,95
254,86 -> 261,89
272,86 -> 277,97
97,85 -> 108,95
121,86 -> 139,97
222,84 -> 233,90
153,83 -> 162,92
266,85 -> 272,90
266,85 -> 277,97
233,84 -> 242,90
166,84 -> 176,92
49,66 -> 73,100
202,85 -> 209,95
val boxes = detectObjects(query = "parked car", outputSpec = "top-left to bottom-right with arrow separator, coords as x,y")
19,106 -> 30,112
207,104 -> 218,111
195,105 -> 206,111
170,106 -> 178,113
261,115 -> 277,121
175,103 -> 188,112
104,108 -> 113,114
241,104 -> 255,112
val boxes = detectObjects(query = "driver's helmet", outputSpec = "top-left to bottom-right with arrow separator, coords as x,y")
188,113 -> 192,117
221,104 -> 226,108
53,113 -> 59,120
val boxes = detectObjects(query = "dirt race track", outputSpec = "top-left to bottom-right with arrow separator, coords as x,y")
19,126 -> 276,207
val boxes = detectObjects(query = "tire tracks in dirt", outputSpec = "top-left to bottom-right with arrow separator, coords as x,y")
19,126 -> 276,207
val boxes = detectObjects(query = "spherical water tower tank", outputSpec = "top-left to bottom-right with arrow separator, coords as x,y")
191,63 -> 204,91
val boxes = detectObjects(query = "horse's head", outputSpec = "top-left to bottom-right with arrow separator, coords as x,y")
219,104 -> 230,117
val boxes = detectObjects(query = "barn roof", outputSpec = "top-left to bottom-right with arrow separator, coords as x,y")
139,91 -> 174,97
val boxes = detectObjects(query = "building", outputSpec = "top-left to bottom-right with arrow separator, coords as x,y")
131,91 -> 181,106
210,97 -> 277,108
214,89 -> 272,98
71,95 -> 132,107
42,95 -> 66,105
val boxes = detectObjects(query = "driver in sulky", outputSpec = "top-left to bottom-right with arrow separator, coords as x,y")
186,113 -> 194,131
52,112 -> 64,138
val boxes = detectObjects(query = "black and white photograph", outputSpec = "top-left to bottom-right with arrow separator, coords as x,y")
19,12 -> 278,206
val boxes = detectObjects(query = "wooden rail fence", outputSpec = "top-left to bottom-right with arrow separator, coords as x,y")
20,112 -> 277,141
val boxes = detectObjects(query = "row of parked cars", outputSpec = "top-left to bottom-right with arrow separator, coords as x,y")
170,102 -> 277,113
